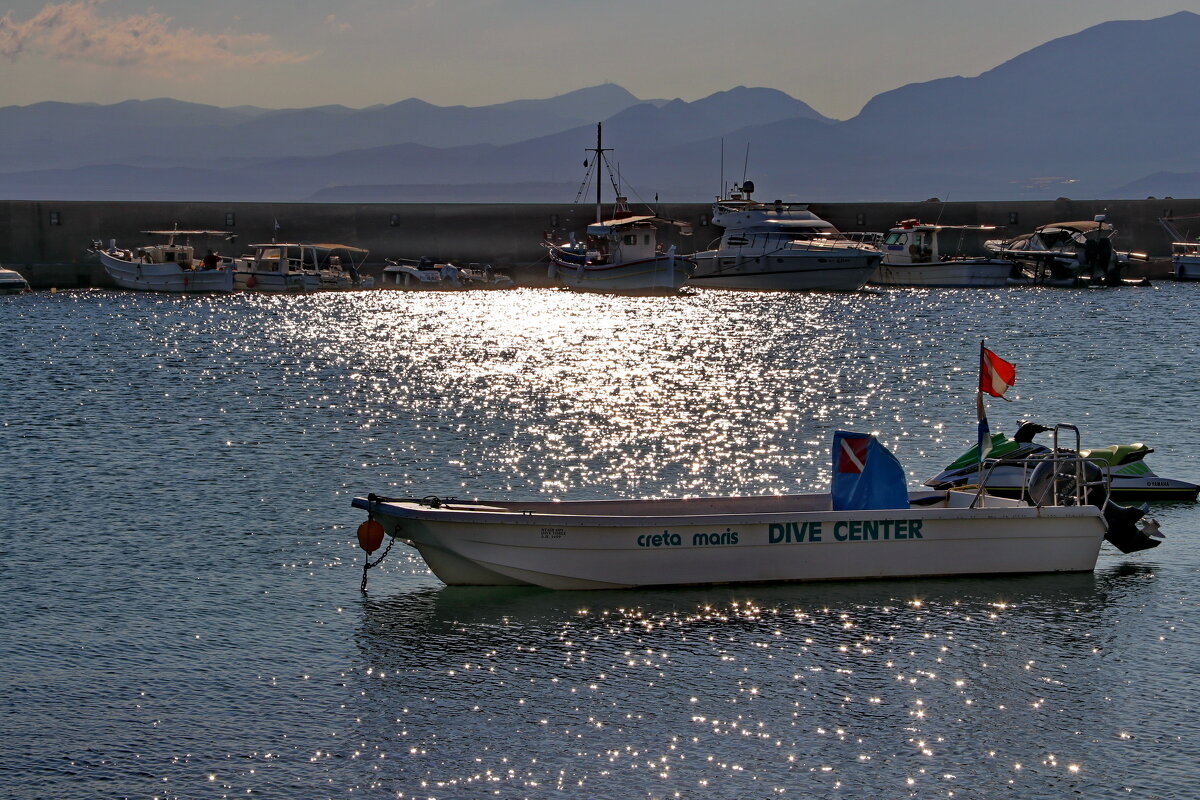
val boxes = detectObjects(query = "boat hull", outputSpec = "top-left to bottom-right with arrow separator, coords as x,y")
689,253 -> 877,291
871,259 -> 1013,288
234,270 -> 317,292
352,492 -> 1107,590
100,252 -> 234,293
551,255 -> 692,293
0,268 -> 29,294
1175,257 -> 1200,281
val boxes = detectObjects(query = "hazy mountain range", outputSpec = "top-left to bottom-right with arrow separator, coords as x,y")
3,11 -> 1198,203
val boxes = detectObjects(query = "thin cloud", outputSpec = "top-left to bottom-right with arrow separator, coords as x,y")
324,14 -> 351,34
0,0 -> 311,72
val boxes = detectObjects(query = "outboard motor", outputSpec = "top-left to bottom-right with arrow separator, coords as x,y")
1028,458 -> 1162,553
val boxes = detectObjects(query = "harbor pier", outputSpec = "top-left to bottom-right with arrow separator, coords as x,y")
2,197 -> 1192,288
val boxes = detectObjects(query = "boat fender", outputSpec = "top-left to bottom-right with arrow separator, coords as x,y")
246,275 -> 257,289
357,518 -> 385,553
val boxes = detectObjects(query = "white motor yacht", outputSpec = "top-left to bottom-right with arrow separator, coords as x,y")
688,182 -> 880,291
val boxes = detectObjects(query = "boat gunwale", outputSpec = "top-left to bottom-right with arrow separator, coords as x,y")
351,492 -> 1103,528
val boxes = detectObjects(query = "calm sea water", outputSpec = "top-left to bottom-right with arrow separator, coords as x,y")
2,284 -> 1199,799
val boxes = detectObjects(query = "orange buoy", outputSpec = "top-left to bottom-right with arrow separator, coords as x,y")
357,519 -> 385,553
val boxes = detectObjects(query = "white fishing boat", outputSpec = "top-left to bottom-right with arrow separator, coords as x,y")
872,220 -> 1014,287
0,265 -> 29,294
688,182 -> 881,291
92,228 -> 235,293
986,217 -> 1149,287
353,427 -> 1163,590
1170,242 -> 1200,281
544,124 -> 694,293
233,243 -> 325,292
1157,214 -> 1200,281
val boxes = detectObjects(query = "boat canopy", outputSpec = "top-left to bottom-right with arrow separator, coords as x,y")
587,216 -> 692,235
140,230 -> 230,237
1035,221 -> 1110,234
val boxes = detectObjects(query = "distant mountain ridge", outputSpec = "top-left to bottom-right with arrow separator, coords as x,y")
1,13 -> 1198,202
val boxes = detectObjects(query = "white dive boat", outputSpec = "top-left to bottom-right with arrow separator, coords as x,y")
688,182 -> 881,291
986,216 -> 1149,287
926,421 -> 1200,502
1157,214 -> 1200,281
353,426 -> 1163,590
544,124 -> 694,293
0,265 -> 30,294
92,228 -> 235,293
233,243 -> 326,292
872,220 -> 1014,287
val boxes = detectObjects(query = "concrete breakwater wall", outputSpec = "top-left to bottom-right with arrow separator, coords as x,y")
3,197 -> 1196,288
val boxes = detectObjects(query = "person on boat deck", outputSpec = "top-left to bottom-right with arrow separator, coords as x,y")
202,249 -> 220,270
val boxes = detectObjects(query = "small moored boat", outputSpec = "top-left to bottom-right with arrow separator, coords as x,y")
0,265 -> 30,294
872,220 -> 1014,287
986,216 -> 1149,287
353,427 -> 1163,590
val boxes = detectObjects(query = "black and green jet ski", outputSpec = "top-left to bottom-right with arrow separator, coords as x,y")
926,421 -> 1199,502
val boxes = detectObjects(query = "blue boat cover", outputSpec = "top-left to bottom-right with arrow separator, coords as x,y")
831,430 -> 910,511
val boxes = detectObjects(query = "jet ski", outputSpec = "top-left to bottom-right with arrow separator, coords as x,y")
926,421 -> 1199,502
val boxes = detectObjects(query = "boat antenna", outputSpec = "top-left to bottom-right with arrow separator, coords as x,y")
719,138 -> 725,198
742,143 -> 750,186
933,194 -> 948,226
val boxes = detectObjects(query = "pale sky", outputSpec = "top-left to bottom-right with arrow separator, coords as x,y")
1,0 -> 1196,119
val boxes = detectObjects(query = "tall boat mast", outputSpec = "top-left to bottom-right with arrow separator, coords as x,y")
589,122 -> 612,225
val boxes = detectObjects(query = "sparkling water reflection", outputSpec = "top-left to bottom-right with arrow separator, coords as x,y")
2,285 -> 1199,798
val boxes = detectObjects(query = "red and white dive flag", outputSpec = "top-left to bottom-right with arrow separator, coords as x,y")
976,343 -> 1016,462
979,345 -> 1016,399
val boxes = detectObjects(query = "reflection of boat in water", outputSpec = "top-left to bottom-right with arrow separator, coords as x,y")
925,421 -> 1200,502
986,217 -> 1149,287
92,228 -> 235,293
0,264 -> 30,294
871,220 -> 1013,287
689,182 -> 881,291
543,123 -> 693,293
354,427 -> 1162,590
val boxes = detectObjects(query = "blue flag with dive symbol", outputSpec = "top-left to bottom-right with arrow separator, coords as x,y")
831,431 -> 910,511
